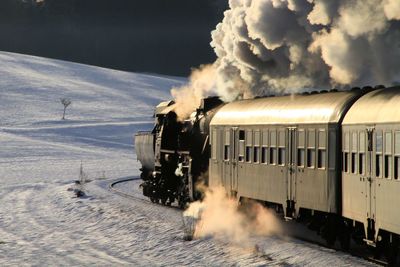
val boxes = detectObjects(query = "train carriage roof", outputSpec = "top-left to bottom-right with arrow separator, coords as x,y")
210,90 -> 361,126
343,86 -> 400,125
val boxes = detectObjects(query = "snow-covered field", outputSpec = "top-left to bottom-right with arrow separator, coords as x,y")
0,52 -> 375,266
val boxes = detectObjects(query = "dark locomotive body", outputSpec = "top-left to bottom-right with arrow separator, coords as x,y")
135,85 -> 400,263
135,97 -> 223,208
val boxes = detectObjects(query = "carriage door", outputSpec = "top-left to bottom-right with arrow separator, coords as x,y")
230,127 -> 239,195
286,127 -> 297,217
365,127 -> 377,238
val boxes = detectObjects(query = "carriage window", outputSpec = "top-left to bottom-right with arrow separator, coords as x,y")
238,130 -> 245,162
239,130 -> 245,140
298,149 -> 305,167
307,149 -> 315,168
395,156 -> 400,180
224,130 -> 230,161
395,132 -> 400,179
238,141 -> 244,162
278,148 -> 285,165
385,132 -> 392,154
359,153 -> 365,175
344,132 -> 350,151
317,130 -> 326,169
384,132 -> 392,179
376,131 -> 383,178
261,131 -> 268,164
246,146 -> 252,162
385,155 -> 391,179
396,131 -> 400,155
261,147 -> 267,164
359,131 -> 365,175
245,130 -> 252,163
352,132 -> 358,152
254,147 -> 260,163
270,148 -> 277,165
298,130 -> 305,167
376,155 -> 382,177
224,145 -> 229,160
376,132 -> 383,153
253,131 -> 260,163
318,150 -> 326,169
270,130 -> 276,165
343,152 -> 349,172
351,152 -> 357,174
307,130 -> 315,168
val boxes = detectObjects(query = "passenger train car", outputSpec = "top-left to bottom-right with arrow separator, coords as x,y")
135,85 -> 400,262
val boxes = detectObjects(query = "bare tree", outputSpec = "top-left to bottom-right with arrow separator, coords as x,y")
60,98 -> 71,120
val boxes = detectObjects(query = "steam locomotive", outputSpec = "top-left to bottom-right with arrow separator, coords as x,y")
135,97 -> 223,208
135,85 -> 400,262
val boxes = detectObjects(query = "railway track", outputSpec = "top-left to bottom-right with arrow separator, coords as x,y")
108,177 -> 148,205
108,177 -> 182,210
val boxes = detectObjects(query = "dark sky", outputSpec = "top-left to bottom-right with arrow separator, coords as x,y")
0,0 -> 228,76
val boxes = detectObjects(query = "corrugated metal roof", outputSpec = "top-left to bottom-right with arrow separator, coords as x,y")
343,86 -> 400,125
211,91 -> 361,126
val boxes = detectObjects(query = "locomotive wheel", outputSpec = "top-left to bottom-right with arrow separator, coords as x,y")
178,199 -> 187,209
323,215 -> 337,247
384,235 -> 399,265
339,221 -> 351,251
339,231 -> 351,251
325,231 -> 336,247
387,244 -> 399,265
161,198 -> 167,205
150,197 -> 159,204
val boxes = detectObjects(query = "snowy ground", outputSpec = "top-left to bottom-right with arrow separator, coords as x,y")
0,52 -> 376,266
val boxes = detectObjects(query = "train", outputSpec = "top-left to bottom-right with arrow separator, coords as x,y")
135,85 -> 400,263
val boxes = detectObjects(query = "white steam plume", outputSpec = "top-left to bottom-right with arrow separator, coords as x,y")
209,0 -> 400,100
170,64 -> 217,119
183,185 -> 281,244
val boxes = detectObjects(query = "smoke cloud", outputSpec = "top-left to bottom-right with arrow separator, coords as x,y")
183,185 -> 281,244
209,0 -> 400,100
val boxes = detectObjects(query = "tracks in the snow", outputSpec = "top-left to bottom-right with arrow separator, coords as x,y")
108,177 -> 146,204
108,177 -> 181,210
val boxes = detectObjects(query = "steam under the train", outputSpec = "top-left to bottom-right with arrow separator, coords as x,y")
135,85 -> 400,263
